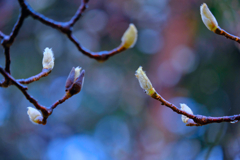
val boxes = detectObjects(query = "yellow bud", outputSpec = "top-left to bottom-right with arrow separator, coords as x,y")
121,23 -> 138,49
180,103 -> 193,123
42,47 -> 54,69
200,3 -> 219,31
135,66 -> 155,96
27,107 -> 43,124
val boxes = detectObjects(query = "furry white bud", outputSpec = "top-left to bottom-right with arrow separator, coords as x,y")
27,107 -> 43,124
180,103 -> 193,123
135,66 -> 155,96
74,67 -> 82,82
42,47 -> 54,69
200,3 -> 218,31
121,23 -> 138,49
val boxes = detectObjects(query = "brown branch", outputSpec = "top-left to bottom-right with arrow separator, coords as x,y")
68,0 -> 89,27
150,91 -> 240,126
17,68 -> 52,84
17,0 -> 128,61
136,67 -> 240,126
214,27 -> 240,44
50,94 -> 71,110
67,34 -> 126,61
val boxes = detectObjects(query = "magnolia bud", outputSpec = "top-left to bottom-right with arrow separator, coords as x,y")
180,103 -> 193,124
200,3 -> 218,32
65,67 -> 85,96
27,107 -> 43,124
121,23 -> 138,49
42,47 -> 54,69
135,66 -> 155,96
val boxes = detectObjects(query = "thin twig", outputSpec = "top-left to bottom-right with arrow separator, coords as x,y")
17,68 -> 51,84
151,91 -> 240,126
68,0 -> 89,27
67,34 -> 126,61
17,0 -> 127,61
50,93 -> 71,110
215,27 -> 240,44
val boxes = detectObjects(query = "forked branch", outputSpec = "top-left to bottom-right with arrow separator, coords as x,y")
0,0 -> 137,125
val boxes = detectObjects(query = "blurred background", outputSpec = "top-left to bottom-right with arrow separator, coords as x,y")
1,0 -> 240,159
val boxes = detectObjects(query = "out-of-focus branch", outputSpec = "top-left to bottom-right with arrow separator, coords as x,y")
68,0 -> 90,27
135,67 -> 240,126
67,34 -> 126,61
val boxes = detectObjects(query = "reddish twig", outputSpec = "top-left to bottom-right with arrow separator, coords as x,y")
17,0 -> 127,61
151,91 -> 240,126
50,94 -> 72,110
214,27 -> 240,44
67,34 -> 126,61
68,0 -> 90,27
17,68 -> 52,84
135,66 -> 240,126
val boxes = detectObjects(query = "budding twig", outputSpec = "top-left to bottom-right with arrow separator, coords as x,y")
201,3 -> 240,44
136,66 -> 240,126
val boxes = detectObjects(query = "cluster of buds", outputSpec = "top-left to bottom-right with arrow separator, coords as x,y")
65,67 -> 85,96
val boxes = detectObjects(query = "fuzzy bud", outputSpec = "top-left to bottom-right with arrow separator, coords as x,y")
74,67 -> 81,81
135,66 -> 155,96
27,107 -> 43,124
200,3 -> 219,32
180,103 -> 193,124
121,23 -> 138,49
42,47 -> 54,69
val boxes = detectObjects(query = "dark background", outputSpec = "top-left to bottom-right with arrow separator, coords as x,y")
1,0 -> 240,159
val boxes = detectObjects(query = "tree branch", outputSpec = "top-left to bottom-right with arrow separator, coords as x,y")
0,0 -> 135,125
17,68 -> 52,84
151,91 -> 240,126
68,0 -> 89,27
214,28 -> 240,44
135,66 -> 240,127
